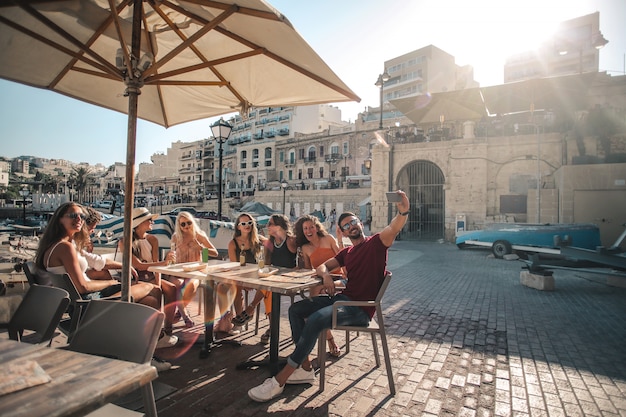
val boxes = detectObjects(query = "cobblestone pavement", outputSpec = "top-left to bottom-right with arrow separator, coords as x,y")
152,241 -> 625,416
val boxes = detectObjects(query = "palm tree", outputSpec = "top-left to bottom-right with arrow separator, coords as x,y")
69,167 -> 93,202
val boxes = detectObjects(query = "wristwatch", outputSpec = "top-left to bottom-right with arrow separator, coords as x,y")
399,210 -> 410,216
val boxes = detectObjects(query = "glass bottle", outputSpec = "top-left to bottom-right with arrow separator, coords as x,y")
257,245 -> 265,270
239,249 -> 246,266
169,241 -> 176,265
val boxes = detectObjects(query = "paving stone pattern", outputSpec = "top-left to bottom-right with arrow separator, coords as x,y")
154,241 -> 626,417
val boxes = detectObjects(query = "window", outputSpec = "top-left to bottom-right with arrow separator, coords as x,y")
343,142 -> 349,155
319,145 -> 324,157
307,146 -> 316,159
241,150 -> 247,159
298,149 -> 305,160
252,149 -> 259,159
330,144 -> 339,155
307,168 -> 314,179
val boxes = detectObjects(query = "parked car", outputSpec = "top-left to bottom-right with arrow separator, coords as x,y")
455,223 -> 602,258
95,201 -> 113,209
165,207 -> 198,216
197,211 -> 230,222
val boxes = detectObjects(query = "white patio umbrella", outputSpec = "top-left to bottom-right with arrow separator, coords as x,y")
0,0 -> 359,300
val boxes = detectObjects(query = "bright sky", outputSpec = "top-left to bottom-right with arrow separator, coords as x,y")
1,0 -> 624,167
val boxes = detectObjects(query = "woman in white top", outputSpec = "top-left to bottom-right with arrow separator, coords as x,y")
35,202 -> 121,298
35,202 -> 162,306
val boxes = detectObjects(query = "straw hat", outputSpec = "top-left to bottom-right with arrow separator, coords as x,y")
131,207 -> 158,229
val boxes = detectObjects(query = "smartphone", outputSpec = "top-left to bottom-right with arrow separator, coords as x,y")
386,191 -> 401,203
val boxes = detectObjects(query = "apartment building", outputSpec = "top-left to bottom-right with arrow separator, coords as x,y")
504,12 -> 608,82
134,104 -> 350,201
361,45 -> 479,130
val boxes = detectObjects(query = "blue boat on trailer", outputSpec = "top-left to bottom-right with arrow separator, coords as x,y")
455,223 -> 602,258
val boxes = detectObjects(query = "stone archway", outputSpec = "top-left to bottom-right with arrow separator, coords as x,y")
397,160 -> 445,240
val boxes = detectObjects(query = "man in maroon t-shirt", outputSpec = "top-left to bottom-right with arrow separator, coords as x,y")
248,191 -> 410,402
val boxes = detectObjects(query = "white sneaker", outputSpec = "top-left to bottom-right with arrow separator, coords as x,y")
229,325 -> 242,335
248,377 -> 284,402
151,357 -> 172,372
156,333 -> 178,349
286,366 -> 316,385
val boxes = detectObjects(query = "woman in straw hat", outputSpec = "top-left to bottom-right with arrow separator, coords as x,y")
124,207 -> 179,349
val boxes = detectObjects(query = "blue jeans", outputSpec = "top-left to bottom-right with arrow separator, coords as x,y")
286,294 -> 370,368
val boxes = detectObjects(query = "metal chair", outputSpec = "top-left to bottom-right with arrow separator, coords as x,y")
8,284 -> 70,345
68,299 -> 164,417
317,271 -> 395,395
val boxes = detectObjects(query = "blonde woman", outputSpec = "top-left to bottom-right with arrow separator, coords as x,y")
227,213 -> 268,332
168,212 -> 218,327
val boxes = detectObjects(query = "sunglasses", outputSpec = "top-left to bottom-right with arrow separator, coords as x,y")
65,212 -> 86,221
180,221 -> 193,227
238,220 -> 254,226
340,218 -> 359,231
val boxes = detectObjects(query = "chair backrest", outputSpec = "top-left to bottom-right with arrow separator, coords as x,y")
22,261 -> 38,286
375,271 -> 392,304
8,284 -> 70,344
28,264 -> 83,303
68,299 -> 164,364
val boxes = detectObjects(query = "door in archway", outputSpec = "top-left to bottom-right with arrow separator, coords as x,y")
397,160 -> 445,240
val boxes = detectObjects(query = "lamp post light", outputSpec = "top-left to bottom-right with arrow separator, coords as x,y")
364,158 -> 372,173
558,31 -> 608,74
281,180 -> 288,214
375,69 -> 390,129
210,118 -> 232,221
18,185 -> 29,225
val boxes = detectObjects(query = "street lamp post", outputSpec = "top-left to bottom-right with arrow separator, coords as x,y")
375,69 -> 390,129
281,180 -> 288,214
18,185 -> 29,225
210,118 -> 232,221
159,189 -> 164,215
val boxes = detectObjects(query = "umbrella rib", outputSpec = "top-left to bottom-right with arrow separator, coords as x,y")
177,0 -> 288,23
164,2 -> 360,102
17,2 -> 121,82
147,1 -> 249,106
146,49 -> 263,82
141,3 -> 236,78
0,15 -> 114,84
211,25 -> 360,102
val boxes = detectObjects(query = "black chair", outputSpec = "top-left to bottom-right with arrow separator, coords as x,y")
317,271 -> 395,395
68,299 -> 164,417
8,284 -> 70,345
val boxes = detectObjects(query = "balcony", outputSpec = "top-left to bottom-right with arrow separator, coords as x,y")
277,128 -> 290,136
325,153 -> 342,163
253,133 -> 263,139
264,131 -> 275,138
303,156 -> 316,163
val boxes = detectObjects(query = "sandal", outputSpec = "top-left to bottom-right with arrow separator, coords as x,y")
260,329 -> 270,345
231,310 -> 253,326
183,318 -> 195,328
328,337 -> 341,357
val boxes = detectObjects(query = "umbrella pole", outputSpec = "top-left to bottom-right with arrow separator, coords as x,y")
120,0 -> 143,302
